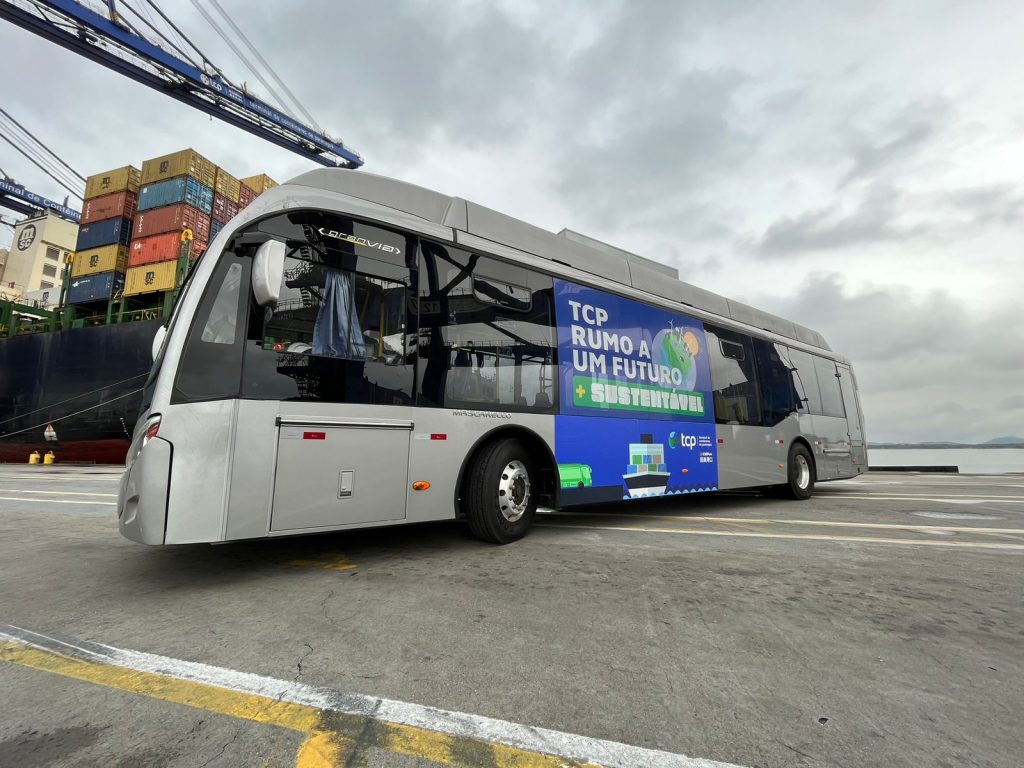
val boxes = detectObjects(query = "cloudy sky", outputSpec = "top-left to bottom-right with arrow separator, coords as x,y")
2,0 -> 1022,443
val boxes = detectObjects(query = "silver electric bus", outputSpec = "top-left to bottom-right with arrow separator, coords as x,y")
118,169 -> 866,545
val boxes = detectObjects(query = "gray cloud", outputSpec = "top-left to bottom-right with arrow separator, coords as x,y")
840,100 -> 950,186
756,273 -> 1024,443
756,183 -> 919,255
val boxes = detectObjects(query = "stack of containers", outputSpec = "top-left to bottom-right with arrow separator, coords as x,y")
127,149 -> 215,299
210,167 -> 241,242
68,166 -> 140,305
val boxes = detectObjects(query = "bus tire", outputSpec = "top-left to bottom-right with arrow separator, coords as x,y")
778,443 -> 815,500
464,438 -> 537,544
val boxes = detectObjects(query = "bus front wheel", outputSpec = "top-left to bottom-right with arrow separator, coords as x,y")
464,438 -> 537,544
776,443 -> 815,500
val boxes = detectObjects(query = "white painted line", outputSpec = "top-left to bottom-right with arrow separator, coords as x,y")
544,513 -> 1024,535
0,624 -> 747,768
816,494 -> 1024,504
539,523 -> 1024,551
0,496 -> 116,506
0,489 -> 117,497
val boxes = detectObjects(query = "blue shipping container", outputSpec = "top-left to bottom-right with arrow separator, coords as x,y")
67,271 -> 125,304
137,176 -> 215,214
210,218 -> 224,241
76,217 -> 133,251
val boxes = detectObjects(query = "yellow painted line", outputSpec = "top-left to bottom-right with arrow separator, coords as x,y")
295,732 -> 353,768
288,556 -> 358,572
0,640 -> 605,768
547,513 -> 1024,536
539,523 -> 1024,551
0,641 -> 321,732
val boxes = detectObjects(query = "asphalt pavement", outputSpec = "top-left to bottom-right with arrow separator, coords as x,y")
1,465 -> 1021,767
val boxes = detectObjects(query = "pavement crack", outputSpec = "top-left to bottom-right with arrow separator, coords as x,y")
294,642 -> 315,681
198,725 -> 240,767
320,589 -> 336,624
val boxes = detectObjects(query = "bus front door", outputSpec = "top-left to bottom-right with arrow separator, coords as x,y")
270,417 -> 412,532
837,365 -> 867,468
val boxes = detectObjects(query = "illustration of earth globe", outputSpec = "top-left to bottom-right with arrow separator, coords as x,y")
652,328 -> 699,391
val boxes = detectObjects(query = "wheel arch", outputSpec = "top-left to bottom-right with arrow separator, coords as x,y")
455,425 -> 558,517
790,435 -> 817,477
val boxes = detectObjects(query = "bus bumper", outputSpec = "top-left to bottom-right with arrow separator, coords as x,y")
118,437 -> 172,545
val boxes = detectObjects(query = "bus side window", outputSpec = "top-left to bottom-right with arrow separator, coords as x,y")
240,211 -> 416,405
705,326 -> 761,426
173,255 -> 249,402
752,338 -> 798,425
783,347 -> 822,415
813,356 -> 846,418
417,241 -> 557,412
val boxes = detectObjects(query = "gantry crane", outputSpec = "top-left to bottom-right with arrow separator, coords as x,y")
0,0 -> 364,168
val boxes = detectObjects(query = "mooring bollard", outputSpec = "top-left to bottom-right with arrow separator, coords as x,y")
28,451 -> 41,465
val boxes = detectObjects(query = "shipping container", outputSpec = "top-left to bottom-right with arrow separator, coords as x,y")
84,166 -> 141,200
133,203 -> 211,241
129,233 -> 186,267
81,190 -> 137,225
67,271 -> 125,304
76,217 -> 133,251
210,218 -> 224,241
71,244 -> 129,278
213,167 -> 241,203
239,174 -> 277,194
141,148 -> 217,188
238,183 -> 257,208
138,176 -> 214,214
211,193 -> 240,224
124,261 -> 178,296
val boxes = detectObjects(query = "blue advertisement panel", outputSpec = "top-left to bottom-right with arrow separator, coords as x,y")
553,279 -> 718,504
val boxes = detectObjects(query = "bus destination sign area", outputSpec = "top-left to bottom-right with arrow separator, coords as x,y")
553,280 -> 719,505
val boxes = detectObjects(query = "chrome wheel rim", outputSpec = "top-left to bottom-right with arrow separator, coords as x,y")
794,454 -> 811,489
498,460 -> 530,522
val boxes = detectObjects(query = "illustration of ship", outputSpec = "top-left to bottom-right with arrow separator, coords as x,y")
622,434 -> 670,498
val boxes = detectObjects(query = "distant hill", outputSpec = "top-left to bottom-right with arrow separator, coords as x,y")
985,436 -> 1024,445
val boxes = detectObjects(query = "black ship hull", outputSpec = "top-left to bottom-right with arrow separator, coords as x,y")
0,320 -> 161,463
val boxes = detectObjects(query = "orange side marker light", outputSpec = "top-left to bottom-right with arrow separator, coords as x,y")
411,481 -> 431,491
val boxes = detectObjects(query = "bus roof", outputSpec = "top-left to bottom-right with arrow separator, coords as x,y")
287,168 -> 832,352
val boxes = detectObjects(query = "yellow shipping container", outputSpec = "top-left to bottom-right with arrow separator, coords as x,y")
84,166 -> 141,200
141,148 -> 217,188
240,173 -> 277,194
71,244 -> 129,277
124,261 -> 178,296
213,167 -> 241,203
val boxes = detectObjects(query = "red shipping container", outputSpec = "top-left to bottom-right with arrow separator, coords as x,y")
81,191 -> 138,225
129,232 -> 185,267
211,193 -> 240,224
238,183 -> 257,208
133,203 -> 211,242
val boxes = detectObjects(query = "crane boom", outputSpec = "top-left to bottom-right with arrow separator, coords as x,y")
0,178 -> 81,223
0,0 -> 364,168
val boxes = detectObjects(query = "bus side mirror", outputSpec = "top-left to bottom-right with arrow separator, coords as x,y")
252,240 -> 286,307
151,325 -> 167,361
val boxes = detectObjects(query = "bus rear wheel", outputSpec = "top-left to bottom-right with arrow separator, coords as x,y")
464,438 -> 537,544
776,443 -> 815,500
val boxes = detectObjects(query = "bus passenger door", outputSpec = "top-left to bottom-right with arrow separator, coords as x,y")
270,418 -> 411,532
837,365 -> 867,468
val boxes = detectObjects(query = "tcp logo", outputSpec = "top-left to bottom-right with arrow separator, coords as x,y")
89,255 -> 99,267
101,176 -> 111,187
159,161 -> 169,174
144,271 -> 155,285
